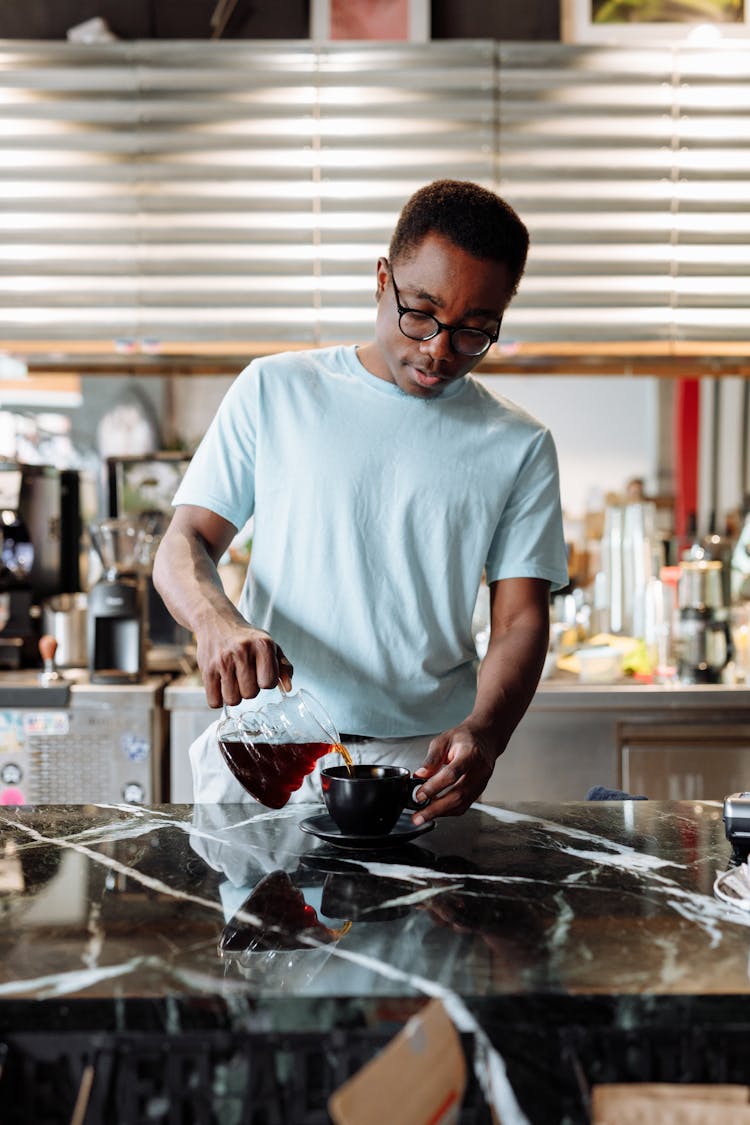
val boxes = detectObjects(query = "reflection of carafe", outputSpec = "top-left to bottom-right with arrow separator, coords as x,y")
677,560 -> 729,684
87,518 -> 146,684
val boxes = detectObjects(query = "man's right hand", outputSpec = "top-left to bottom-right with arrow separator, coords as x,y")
196,618 -> 293,709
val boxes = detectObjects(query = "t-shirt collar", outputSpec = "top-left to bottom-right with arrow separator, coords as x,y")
347,345 -> 468,400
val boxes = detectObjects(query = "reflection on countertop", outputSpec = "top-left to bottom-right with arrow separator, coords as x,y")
1,798 -> 743,1004
1,799 -> 750,1122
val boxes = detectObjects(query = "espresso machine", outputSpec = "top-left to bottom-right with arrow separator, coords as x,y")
0,461 -> 81,669
87,517 -> 146,684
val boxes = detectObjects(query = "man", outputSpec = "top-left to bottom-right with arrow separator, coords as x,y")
153,179 -> 569,821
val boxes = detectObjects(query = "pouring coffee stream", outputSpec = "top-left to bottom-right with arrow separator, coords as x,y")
217,685 -> 353,809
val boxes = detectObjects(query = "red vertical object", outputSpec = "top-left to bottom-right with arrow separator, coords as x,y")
673,377 -> 700,541
330,0 -> 410,40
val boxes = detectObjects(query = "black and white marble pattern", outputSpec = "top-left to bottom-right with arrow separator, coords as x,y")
1,798 -> 749,1123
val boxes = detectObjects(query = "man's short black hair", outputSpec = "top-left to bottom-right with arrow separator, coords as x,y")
389,179 -> 530,297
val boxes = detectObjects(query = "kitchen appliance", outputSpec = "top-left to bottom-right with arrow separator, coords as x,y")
599,501 -> 660,637
0,504 -> 35,670
0,462 -> 81,669
723,792 -> 750,859
677,559 -> 730,684
106,454 -> 192,670
0,677 -> 165,806
87,517 -> 146,685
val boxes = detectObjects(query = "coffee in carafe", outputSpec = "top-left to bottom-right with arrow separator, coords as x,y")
217,688 -> 352,808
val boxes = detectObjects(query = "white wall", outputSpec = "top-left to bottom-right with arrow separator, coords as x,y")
477,375 -> 660,521
168,370 -> 661,525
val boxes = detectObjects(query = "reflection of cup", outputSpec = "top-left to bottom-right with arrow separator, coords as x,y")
321,765 -> 430,836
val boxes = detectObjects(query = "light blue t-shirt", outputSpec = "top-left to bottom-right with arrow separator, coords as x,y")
173,344 -> 568,737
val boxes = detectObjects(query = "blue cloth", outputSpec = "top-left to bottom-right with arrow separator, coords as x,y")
586,785 -> 648,801
174,344 -> 568,737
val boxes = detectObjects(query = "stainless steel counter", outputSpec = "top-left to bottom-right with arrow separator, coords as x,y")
164,674 -> 750,804
493,677 -> 750,803
529,677 -> 750,711
164,673 -> 750,711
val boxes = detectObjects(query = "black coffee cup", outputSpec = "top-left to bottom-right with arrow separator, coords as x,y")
321,764 -> 430,836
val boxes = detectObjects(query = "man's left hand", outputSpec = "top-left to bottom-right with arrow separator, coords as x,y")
411,724 -> 498,823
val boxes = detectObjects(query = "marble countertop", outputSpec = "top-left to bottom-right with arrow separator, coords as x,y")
1,798 -> 747,1010
4,799 -> 750,1122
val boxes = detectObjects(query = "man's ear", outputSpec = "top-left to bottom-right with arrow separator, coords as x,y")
375,256 -> 389,300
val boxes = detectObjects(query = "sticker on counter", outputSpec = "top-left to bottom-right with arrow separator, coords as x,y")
23,712 -> 70,737
0,787 -> 25,807
0,713 -> 24,754
122,781 -> 145,804
1,762 -> 22,785
121,733 -> 149,762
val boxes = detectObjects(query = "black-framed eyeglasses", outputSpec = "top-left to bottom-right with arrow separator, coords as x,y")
388,265 -> 502,358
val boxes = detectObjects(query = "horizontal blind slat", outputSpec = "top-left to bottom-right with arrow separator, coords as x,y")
0,39 -> 746,348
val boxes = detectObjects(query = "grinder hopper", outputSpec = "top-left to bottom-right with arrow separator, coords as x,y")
87,517 -> 147,684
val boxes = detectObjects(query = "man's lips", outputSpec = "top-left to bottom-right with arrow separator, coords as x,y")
410,364 -> 451,388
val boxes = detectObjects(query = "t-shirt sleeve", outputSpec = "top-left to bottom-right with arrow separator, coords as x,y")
484,426 -> 569,591
171,362 -> 258,530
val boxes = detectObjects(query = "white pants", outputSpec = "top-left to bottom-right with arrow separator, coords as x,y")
189,719 -> 434,805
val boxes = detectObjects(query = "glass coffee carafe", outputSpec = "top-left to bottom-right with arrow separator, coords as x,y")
217,687 -> 352,809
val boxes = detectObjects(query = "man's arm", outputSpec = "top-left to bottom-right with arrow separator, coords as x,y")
412,576 -> 550,821
153,504 -> 292,708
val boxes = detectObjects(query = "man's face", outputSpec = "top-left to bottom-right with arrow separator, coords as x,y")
367,233 -> 512,399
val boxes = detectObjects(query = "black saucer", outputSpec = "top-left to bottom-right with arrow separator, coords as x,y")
300,842 -> 437,874
299,812 -> 435,851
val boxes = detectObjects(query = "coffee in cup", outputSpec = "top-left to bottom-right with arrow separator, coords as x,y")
321,764 -> 430,836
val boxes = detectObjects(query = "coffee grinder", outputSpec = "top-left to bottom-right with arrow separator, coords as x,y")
87,517 -> 146,684
106,454 -> 192,670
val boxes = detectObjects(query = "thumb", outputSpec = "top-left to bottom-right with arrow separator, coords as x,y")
414,733 -> 450,778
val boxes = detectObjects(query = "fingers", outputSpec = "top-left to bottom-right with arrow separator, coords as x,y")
413,779 -> 475,824
411,733 -> 493,824
278,655 -> 294,692
200,629 -> 293,708
204,672 -> 225,710
240,634 -> 277,694
413,733 -> 451,779
229,639 -> 293,701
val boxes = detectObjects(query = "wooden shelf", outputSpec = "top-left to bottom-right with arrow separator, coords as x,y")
4,340 -> 749,378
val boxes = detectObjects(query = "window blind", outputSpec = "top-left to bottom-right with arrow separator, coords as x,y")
0,39 -> 746,360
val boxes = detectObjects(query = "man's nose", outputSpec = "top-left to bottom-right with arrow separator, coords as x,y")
419,328 -> 453,361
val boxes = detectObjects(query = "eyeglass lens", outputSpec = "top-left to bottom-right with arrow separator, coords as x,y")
398,311 -> 492,356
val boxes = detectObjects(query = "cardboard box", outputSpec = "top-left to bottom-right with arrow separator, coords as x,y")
328,999 -> 467,1125
592,1083 -> 750,1125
